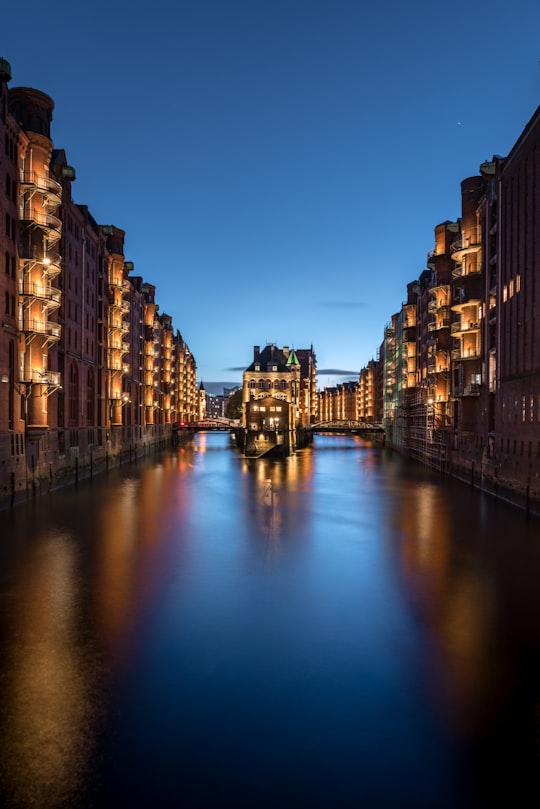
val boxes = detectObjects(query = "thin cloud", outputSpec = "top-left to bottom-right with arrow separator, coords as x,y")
226,366 -> 249,372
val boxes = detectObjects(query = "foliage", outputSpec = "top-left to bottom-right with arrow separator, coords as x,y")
225,388 -> 243,420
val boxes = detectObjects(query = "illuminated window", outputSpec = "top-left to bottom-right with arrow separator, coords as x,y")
503,285 -> 508,302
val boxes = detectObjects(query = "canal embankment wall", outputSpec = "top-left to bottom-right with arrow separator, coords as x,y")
0,427 -> 194,511
388,440 -> 540,519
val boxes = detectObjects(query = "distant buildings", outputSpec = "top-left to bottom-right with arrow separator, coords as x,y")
0,60 -> 197,507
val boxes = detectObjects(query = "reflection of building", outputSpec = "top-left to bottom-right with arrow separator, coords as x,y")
238,343 -> 315,457
0,61 -> 197,507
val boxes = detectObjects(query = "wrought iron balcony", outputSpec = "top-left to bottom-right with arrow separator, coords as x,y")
20,209 -> 62,242
20,171 -> 62,206
20,317 -> 61,340
20,281 -> 61,307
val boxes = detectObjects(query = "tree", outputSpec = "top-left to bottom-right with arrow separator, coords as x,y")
225,388 -> 243,420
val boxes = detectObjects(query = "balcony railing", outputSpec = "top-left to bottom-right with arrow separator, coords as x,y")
451,348 -> 480,361
20,281 -> 62,307
453,383 -> 481,397
20,170 -> 62,198
451,264 -> 482,280
19,370 -> 62,386
20,318 -> 61,340
20,209 -> 62,240
451,320 -> 480,335
428,317 -> 451,332
451,231 -> 481,260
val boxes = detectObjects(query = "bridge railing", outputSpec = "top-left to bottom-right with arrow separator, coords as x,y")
311,420 -> 384,431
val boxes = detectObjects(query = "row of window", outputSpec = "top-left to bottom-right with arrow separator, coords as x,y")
248,379 -> 289,390
500,394 -> 540,423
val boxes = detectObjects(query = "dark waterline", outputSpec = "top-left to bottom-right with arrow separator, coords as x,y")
1,432 -> 540,808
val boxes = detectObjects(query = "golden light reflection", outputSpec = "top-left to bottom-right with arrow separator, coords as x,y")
94,454 -> 189,665
0,534 -> 94,808
393,481 -> 495,735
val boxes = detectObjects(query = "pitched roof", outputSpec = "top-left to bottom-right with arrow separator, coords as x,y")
285,348 -> 300,366
245,343 -> 289,373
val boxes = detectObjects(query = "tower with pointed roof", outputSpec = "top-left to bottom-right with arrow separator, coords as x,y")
198,380 -> 207,421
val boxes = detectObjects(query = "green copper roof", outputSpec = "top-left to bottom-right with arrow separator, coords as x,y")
285,349 -> 300,366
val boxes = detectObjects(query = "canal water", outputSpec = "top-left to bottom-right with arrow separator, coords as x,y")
1,432 -> 540,808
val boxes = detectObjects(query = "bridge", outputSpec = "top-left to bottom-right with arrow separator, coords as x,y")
310,420 -> 385,435
173,418 -> 238,431
173,418 -> 385,437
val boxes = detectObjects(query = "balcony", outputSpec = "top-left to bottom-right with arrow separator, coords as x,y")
20,318 -> 61,341
19,370 -> 62,387
110,362 -> 130,374
451,234 -> 481,263
427,317 -> 451,332
453,383 -> 481,397
451,348 -> 480,362
20,281 -> 62,308
451,320 -> 480,336
20,209 -> 62,242
20,171 -> 62,206
451,283 -> 482,310
110,299 -> 130,314
41,370 -> 62,387
109,277 -> 130,292
451,263 -> 482,280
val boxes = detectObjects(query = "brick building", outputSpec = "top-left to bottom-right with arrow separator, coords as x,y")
0,61 -> 197,506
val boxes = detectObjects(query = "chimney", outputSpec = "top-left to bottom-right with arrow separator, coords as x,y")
254,345 -> 260,360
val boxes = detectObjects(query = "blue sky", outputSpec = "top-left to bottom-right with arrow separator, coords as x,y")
3,0 -> 540,389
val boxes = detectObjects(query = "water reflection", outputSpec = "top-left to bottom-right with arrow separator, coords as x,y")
1,433 -> 540,807
0,529 -> 97,808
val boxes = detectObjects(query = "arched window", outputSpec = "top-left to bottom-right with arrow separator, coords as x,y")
249,379 -> 255,389
258,379 -> 264,389
266,380 -> 271,390
281,380 -> 288,390
274,380 -> 280,389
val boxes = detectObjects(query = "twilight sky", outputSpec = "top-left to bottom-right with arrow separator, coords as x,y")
3,0 -> 540,389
